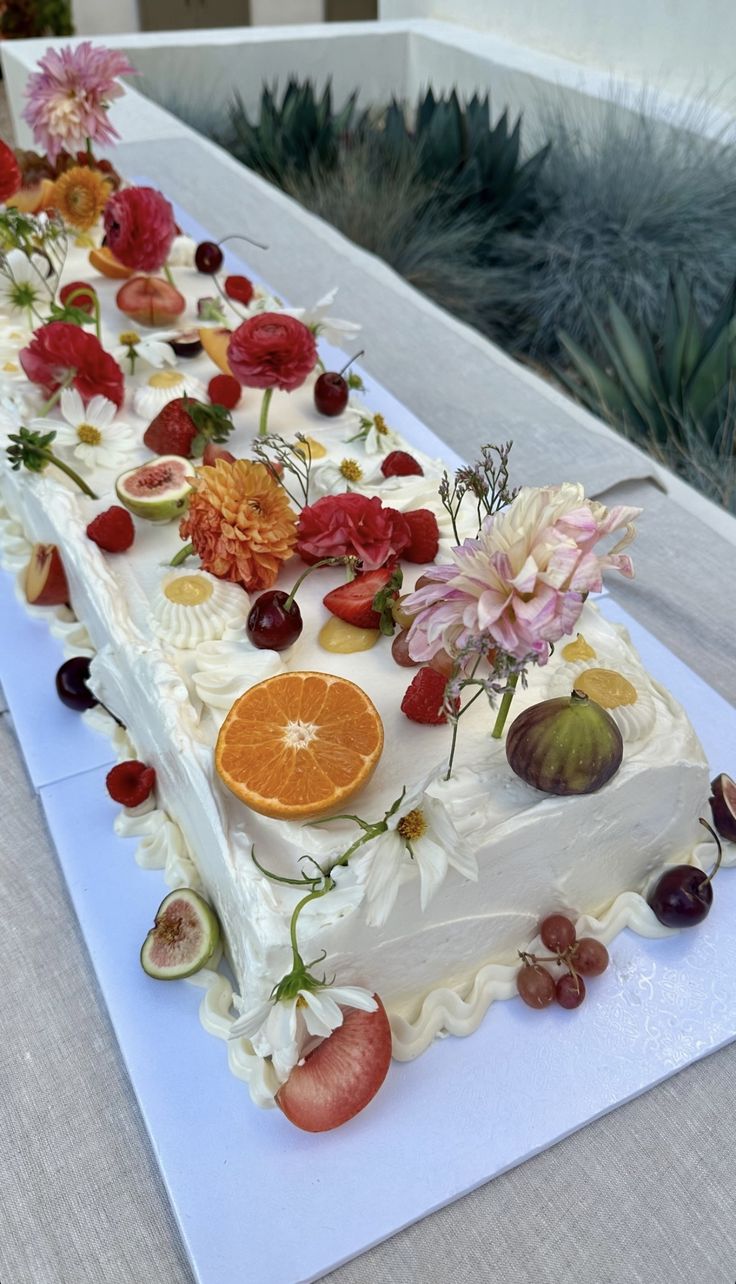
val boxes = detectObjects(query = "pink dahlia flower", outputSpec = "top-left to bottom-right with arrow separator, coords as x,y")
405,483 -> 641,664
23,42 -> 136,163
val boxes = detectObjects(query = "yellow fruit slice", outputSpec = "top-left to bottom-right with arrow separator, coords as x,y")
89,245 -> 134,279
575,668 -> 638,708
199,326 -> 233,375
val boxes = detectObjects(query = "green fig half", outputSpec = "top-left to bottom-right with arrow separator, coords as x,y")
506,689 -> 624,795
116,455 -> 195,523
140,887 -> 220,980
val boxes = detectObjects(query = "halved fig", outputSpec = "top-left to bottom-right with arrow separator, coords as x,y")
116,275 -> 186,328
115,455 -> 194,523
140,887 -> 220,980
25,542 -> 69,606
168,329 -> 203,360
710,773 -> 736,843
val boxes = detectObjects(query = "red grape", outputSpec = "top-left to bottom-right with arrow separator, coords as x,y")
540,914 -> 576,953
573,938 -> 609,976
391,630 -> 420,668
516,964 -> 555,1009
428,647 -> 455,679
556,973 -> 586,1009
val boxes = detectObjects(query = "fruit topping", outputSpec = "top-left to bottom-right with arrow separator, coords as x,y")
573,938 -> 610,975
140,887 -> 220,980
224,274 -> 254,304
215,671 -> 384,819
556,973 -> 586,1009
402,508 -> 440,563
88,244 -> 133,279
276,996 -> 392,1132
322,564 -> 402,632
86,505 -> 135,553
194,240 -> 224,274
55,656 -> 97,711
143,396 -> 234,459
207,373 -> 241,410
202,442 -> 236,467
115,455 -> 195,523
106,759 -> 156,807
381,450 -> 424,478
427,647 -> 455,679
319,617 -> 380,653
59,280 -> 98,316
164,574 -> 213,606
517,913 -> 609,1012
313,351 -> 364,418
116,275 -> 186,328
574,668 -> 638,708
561,633 -> 597,662
648,819 -> 723,927
516,963 -> 556,1009
391,629 -> 420,667
25,542 -> 69,606
294,435 -> 327,460
167,330 -> 203,359
506,691 -> 624,795
199,326 -> 233,375
247,590 -> 302,651
540,914 -> 576,953
709,773 -> 736,842
400,666 -> 451,725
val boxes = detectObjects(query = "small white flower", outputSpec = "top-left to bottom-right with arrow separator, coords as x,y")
31,387 -> 137,472
113,329 -> 178,372
310,454 -> 382,498
284,287 -> 361,344
354,788 -> 478,926
230,982 -> 377,1084
166,235 -> 197,268
345,409 -> 400,457
0,250 -> 53,323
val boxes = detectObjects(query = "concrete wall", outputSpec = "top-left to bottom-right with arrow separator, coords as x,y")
380,0 -> 736,111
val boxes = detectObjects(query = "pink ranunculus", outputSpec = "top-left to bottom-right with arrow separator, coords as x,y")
227,313 -> 317,392
20,321 -> 125,408
296,492 -> 411,570
103,186 -> 176,273
23,42 -> 136,164
405,483 -> 641,664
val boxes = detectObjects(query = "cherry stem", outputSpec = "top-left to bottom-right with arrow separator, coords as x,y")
283,557 -> 345,611
219,232 -> 268,252
699,816 -> 723,885
258,386 -> 273,438
491,671 -> 519,739
338,350 -> 365,378
170,541 -> 194,567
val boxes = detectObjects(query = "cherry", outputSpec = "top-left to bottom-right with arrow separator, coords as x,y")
195,240 -> 223,274
247,590 -> 302,651
314,350 -> 364,417
517,963 -> 555,1009
556,973 -> 586,1009
540,914 -> 576,953
648,819 -> 722,928
55,656 -> 97,711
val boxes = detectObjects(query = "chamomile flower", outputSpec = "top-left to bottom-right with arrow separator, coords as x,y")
113,329 -> 177,374
284,288 -> 361,344
31,387 -> 136,472
230,981 -> 377,1083
346,409 -> 400,457
0,249 -> 53,324
311,454 -> 382,498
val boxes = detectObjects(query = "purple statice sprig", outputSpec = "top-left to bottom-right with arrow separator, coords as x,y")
439,440 -> 518,542
442,637 -> 534,780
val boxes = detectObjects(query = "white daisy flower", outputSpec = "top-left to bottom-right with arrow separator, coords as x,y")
345,408 -> 401,457
113,329 -> 178,373
0,249 -> 53,324
31,388 -> 137,472
230,982 -> 377,1084
310,454 -> 382,498
353,788 -> 478,927
284,288 -> 361,344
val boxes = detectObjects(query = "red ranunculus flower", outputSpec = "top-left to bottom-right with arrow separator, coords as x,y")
0,139 -> 21,203
21,322 -> 125,408
297,493 -> 411,571
103,185 -> 176,272
227,312 -> 317,392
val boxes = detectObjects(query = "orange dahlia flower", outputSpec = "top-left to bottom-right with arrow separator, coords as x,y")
180,459 -> 297,591
50,165 -> 111,231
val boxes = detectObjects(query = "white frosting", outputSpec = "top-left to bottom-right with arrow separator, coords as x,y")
191,638 -> 283,720
152,569 -> 251,648
548,661 -> 657,743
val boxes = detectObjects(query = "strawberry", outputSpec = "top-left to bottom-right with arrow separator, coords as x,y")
86,505 -> 135,553
277,996 -> 392,1132
381,450 -> 423,478
143,396 -> 234,459
106,760 -> 156,808
207,373 -> 241,410
323,565 -> 402,632
401,666 -> 452,724
402,508 -> 439,563
202,442 -> 236,467
224,274 -> 254,305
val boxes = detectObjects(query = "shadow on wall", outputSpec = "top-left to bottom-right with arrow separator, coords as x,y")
136,0 -> 377,30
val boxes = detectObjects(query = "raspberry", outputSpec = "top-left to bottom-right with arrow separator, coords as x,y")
86,505 -> 135,553
106,760 -> 156,807
381,451 -> 423,478
208,373 -> 241,410
402,508 -> 439,563
224,274 -> 254,305
59,280 -> 97,315
400,667 -> 450,725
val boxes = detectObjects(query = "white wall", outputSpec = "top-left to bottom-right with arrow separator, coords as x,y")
72,0 -> 140,34
380,0 -> 736,110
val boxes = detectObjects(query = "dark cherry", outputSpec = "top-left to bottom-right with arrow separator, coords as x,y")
247,590 -> 302,651
168,329 -> 203,359
648,864 -> 714,927
556,973 -> 586,1009
194,240 -> 224,274
55,656 -> 97,711
314,371 -> 348,417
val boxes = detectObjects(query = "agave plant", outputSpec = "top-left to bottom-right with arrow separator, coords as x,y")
225,79 -> 369,186
557,274 -> 736,452
378,89 -> 548,227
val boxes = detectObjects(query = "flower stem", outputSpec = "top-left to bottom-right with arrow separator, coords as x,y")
39,370 -> 75,417
258,386 -> 274,438
85,137 -> 94,162
170,541 -> 194,567
43,451 -> 98,499
163,261 -> 176,288
283,556 -> 345,611
491,671 -> 519,740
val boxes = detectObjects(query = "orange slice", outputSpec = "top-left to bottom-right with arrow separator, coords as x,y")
88,245 -> 133,279
215,672 -> 384,819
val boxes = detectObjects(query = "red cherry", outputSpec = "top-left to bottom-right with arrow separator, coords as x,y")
314,371 -> 348,417
247,590 -> 302,650
195,240 -> 223,274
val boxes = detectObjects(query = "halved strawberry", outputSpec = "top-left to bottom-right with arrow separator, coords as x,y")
322,564 -> 402,632
277,996 -> 392,1132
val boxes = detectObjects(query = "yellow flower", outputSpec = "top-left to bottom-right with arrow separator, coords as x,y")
50,166 -> 111,232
